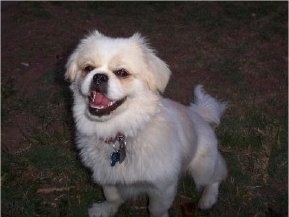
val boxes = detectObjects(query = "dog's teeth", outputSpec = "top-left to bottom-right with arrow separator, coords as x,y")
91,91 -> 96,101
89,100 -> 117,110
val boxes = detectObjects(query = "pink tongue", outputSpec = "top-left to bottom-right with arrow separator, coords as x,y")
90,91 -> 112,107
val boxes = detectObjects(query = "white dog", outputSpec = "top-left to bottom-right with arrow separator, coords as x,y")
65,30 -> 228,217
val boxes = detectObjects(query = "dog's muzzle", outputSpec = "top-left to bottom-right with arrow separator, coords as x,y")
88,73 -> 126,116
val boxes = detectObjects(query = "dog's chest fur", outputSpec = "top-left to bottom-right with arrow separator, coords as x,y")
77,135 -> 179,185
76,99 -> 197,186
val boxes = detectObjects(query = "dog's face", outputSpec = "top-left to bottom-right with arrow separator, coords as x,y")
65,31 -> 171,122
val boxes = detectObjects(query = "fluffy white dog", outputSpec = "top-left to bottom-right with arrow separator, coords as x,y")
65,30 -> 228,217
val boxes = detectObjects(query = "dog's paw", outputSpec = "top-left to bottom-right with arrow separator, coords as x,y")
198,183 -> 219,210
88,202 -> 118,217
198,193 -> 217,210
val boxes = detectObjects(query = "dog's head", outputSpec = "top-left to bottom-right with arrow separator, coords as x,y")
65,30 -> 171,122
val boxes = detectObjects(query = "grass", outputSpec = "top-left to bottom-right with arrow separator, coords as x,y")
2,2 -> 287,217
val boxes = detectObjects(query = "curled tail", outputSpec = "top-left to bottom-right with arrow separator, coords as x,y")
190,85 -> 227,126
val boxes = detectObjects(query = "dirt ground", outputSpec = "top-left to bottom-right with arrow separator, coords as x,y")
2,2 -> 288,217
2,1 -> 287,152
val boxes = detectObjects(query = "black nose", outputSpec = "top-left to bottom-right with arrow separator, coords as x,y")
93,73 -> 108,85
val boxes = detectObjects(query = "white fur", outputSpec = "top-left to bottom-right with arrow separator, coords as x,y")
66,30 -> 228,217
190,85 -> 227,126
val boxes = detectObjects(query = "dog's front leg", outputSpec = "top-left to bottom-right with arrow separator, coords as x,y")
148,183 -> 177,217
88,186 -> 124,217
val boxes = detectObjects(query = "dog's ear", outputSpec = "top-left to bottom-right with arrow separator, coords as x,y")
65,51 -> 78,82
146,48 -> 172,93
131,33 -> 171,93
65,30 -> 104,82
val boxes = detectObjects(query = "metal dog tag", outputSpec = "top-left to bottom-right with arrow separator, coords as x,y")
110,135 -> 126,167
118,135 -> 126,164
110,151 -> 120,167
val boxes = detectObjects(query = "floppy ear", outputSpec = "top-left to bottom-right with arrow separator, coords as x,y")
131,33 -> 171,93
146,48 -> 171,93
64,30 -> 104,82
64,51 -> 78,82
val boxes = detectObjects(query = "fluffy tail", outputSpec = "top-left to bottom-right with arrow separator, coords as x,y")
190,85 -> 227,126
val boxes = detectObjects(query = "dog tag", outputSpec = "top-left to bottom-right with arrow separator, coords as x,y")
118,143 -> 126,164
110,135 -> 126,167
118,135 -> 126,164
110,151 -> 120,167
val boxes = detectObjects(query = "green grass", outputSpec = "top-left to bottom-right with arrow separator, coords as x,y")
2,2 -> 287,217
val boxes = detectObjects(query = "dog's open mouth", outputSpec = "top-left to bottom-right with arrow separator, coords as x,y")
88,91 -> 126,116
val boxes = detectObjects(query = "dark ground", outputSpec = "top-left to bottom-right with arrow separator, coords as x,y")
1,2 -> 288,217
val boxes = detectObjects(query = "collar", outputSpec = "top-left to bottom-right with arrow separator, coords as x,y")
100,132 -> 125,144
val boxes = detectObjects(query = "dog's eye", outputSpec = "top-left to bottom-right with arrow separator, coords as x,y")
83,65 -> 95,74
114,69 -> 129,78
